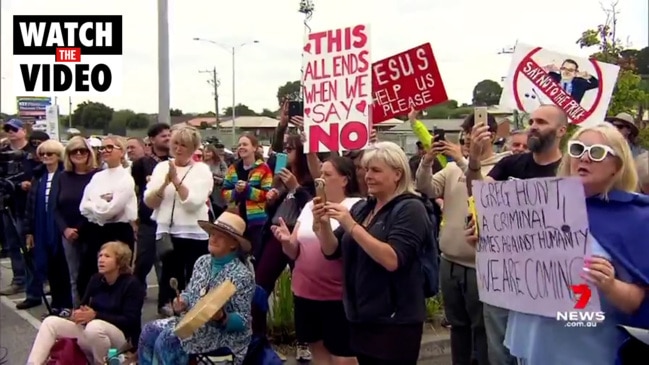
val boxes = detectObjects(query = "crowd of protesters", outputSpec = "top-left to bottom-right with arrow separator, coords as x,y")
0,101 -> 647,364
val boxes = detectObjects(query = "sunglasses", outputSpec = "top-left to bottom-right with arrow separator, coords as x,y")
69,148 -> 89,156
612,123 -> 629,130
39,152 -> 55,157
99,144 -> 121,153
568,141 -> 616,162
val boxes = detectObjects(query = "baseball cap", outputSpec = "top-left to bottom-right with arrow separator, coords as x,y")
4,118 -> 25,132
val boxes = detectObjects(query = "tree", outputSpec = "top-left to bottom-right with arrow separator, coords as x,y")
276,81 -> 301,105
576,2 -> 648,117
472,80 -> 503,106
222,104 -> 257,117
636,47 -> 649,76
170,108 -> 183,116
111,109 -> 150,130
259,108 -> 276,118
72,101 -> 113,129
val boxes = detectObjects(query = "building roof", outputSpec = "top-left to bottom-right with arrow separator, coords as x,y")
376,118 -> 404,127
218,116 -> 280,129
388,116 -> 512,133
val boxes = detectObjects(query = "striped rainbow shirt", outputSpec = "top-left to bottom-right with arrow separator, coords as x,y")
222,159 -> 273,226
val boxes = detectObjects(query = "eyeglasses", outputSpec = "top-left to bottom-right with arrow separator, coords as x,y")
69,148 -> 89,156
568,141 -> 616,162
39,152 -> 55,157
99,145 -> 121,153
611,122 -> 629,130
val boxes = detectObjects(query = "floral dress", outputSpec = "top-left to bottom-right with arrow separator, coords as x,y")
138,254 -> 255,365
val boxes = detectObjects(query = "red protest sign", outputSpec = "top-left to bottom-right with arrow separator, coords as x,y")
371,43 -> 448,124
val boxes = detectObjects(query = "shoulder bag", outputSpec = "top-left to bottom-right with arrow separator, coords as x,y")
156,165 -> 194,260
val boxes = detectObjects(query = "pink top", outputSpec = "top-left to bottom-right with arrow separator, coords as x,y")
291,197 -> 361,301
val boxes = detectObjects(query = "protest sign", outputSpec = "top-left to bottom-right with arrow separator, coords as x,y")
499,43 -> 619,128
471,177 -> 601,318
302,24 -> 371,153
371,43 -> 448,124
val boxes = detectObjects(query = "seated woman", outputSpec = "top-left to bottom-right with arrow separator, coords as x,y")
27,241 -> 145,365
138,212 -> 255,365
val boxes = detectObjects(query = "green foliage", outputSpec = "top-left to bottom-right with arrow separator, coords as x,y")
259,108 -> 277,118
72,101 -> 114,129
268,270 -> 295,343
560,123 -> 580,151
637,128 -> 649,150
472,79 -> 503,106
423,99 -> 472,119
222,103 -> 258,117
170,108 -> 183,116
425,295 -> 444,323
276,80 -> 301,105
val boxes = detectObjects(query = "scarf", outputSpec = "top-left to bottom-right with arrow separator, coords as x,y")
34,170 -> 58,255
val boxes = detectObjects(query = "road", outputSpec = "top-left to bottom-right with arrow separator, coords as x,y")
0,258 -> 450,364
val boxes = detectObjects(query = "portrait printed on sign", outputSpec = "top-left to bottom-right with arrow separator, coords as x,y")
302,24 -> 372,153
471,177 -> 602,318
372,43 -> 448,124
499,43 -> 619,128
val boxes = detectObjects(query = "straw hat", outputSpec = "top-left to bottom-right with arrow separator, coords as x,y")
606,112 -> 639,136
197,212 -> 251,253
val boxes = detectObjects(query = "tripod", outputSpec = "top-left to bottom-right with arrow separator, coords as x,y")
0,194 -> 52,315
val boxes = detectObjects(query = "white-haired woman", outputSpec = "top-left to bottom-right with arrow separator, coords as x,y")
77,136 -> 137,299
144,125 -> 213,317
55,136 -> 99,307
23,140 -> 73,314
312,141 -> 434,365
466,124 -> 649,365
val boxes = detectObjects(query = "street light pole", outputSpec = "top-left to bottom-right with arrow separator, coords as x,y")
157,0 -> 170,125
193,38 -> 259,147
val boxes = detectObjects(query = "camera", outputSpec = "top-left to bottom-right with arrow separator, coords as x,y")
0,149 -> 27,199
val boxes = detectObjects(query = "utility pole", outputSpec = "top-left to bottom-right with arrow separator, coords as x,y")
199,67 -> 221,129
497,40 -> 518,82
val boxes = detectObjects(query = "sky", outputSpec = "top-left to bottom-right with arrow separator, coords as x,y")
0,0 -> 647,116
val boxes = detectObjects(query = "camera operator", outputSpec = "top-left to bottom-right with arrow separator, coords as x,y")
0,120 -> 43,307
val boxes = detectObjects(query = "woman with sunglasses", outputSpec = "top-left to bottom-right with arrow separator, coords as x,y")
77,136 -> 137,299
23,140 -> 73,315
466,123 -> 649,365
54,136 -> 99,307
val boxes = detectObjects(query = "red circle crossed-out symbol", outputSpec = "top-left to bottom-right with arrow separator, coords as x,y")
512,47 -> 605,125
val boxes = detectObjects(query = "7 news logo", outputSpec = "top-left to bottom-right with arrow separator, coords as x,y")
12,15 -> 123,95
556,284 -> 605,327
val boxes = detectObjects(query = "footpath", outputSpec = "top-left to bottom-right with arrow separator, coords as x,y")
0,258 -> 450,364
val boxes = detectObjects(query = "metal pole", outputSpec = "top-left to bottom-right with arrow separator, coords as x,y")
213,67 -> 220,129
157,0 -> 170,125
231,47 -> 236,147
68,96 -> 72,128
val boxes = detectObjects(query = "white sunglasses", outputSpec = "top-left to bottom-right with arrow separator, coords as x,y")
568,141 -> 616,162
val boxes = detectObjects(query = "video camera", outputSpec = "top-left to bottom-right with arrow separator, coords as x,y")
0,149 -> 26,199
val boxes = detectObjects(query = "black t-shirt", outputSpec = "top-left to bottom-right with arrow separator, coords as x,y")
487,152 -> 561,180
132,154 -> 169,223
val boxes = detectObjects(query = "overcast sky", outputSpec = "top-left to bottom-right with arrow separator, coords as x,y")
1,0 -> 647,115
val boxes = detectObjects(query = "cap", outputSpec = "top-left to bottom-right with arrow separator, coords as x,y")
3,119 -> 25,131
29,131 -> 50,142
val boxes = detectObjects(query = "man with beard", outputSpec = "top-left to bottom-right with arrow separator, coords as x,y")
131,123 -> 170,314
463,104 -> 567,365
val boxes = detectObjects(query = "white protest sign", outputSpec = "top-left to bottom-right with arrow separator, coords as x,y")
471,177 -> 601,318
499,43 -> 619,128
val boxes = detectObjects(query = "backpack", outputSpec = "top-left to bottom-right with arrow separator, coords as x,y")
396,195 -> 440,298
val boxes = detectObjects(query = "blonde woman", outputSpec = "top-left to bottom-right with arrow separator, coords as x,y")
27,241 -> 145,365
313,141 -> 435,365
77,136 -> 137,298
144,126 -> 213,317
466,124 -> 649,365
54,136 -> 99,307
21,140 -> 72,313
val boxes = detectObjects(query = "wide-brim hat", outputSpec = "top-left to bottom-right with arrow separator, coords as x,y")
620,325 -> 649,345
197,212 -> 251,253
606,112 -> 639,136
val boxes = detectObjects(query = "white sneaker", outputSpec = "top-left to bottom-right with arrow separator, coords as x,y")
296,344 -> 312,362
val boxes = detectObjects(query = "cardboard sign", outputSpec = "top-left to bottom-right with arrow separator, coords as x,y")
371,43 -> 448,123
302,24 -> 372,153
499,43 -> 619,127
471,177 -> 601,318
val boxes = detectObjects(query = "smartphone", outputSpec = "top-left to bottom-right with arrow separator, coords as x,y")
474,106 -> 488,126
288,101 -> 304,119
433,128 -> 446,142
314,178 -> 327,202
274,153 -> 288,174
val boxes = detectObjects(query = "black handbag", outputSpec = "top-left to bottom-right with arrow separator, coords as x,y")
271,194 -> 300,228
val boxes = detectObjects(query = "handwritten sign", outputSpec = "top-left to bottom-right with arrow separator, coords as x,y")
471,177 -> 601,318
499,43 -> 619,128
371,43 -> 448,124
302,24 -> 372,153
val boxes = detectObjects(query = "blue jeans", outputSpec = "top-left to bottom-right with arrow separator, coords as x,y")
483,303 -> 517,365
